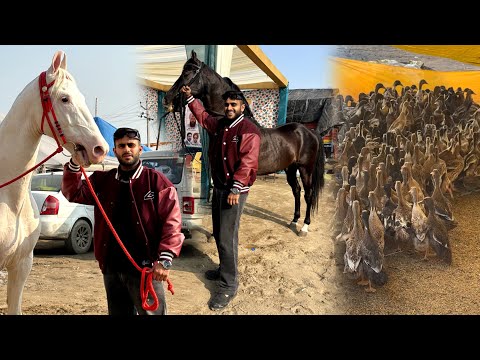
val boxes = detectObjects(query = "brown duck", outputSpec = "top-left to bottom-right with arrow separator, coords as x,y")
358,209 -> 386,292
344,200 -> 364,275
430,169 -> 456,229
392,180 -> 413,251
423,197 -> 452,264
410,187 -> 429,260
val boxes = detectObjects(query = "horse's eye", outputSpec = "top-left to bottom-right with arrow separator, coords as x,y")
61,96 -> 69,103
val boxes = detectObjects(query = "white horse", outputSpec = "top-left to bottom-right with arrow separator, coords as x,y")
0,51 -> 108,314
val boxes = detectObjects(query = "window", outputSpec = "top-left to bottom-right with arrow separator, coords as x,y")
31,174 -> 62,191
142,157 -> 185,184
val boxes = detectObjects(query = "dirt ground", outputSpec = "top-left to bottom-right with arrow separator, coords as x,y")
1,173 -> 480,315
0,173 -> 339,315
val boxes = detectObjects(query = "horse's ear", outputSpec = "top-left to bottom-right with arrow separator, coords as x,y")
191,50 -> 197,60
51,51 -> 67,74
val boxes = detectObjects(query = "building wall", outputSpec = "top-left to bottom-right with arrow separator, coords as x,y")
138,85 -> 159,147
243,89 -> 280,128
160,113 -> 183,151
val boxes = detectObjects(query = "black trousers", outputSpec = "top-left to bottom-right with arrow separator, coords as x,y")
103,267 -> 167,315
211,187 -> 248,295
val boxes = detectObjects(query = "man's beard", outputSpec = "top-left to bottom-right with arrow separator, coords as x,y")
225,109 -> 241,120
117,153 -> 140,168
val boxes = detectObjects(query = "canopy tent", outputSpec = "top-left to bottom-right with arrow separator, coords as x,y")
136,45 -> 290,130
136,45 -> 288,91
330,46 -> 480,103
136,45 -> 289,203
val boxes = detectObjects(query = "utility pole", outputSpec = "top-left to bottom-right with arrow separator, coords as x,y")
146,103 -> 150,147
140,101 -> 154,147
95,97 -> 98,117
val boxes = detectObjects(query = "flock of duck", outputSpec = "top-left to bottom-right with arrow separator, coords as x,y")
330,80 -> 480,292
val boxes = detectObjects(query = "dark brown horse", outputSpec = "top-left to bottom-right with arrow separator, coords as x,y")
164,50 -> 325,236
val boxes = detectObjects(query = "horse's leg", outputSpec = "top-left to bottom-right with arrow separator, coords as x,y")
285,166 -> 301,233
298,166 -> 313,237
6,251 -> 33,314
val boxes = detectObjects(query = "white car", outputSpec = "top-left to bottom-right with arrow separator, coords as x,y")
31,171 -> 95,254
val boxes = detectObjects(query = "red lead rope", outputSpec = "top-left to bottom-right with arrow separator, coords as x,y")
3,71 -> 174,311
80,166 -> 174,312
0,147 -> 63,189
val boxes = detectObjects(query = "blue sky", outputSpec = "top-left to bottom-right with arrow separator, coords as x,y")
0,45 -> 138,122
261,45 -> 335,89
0,45 -> 334,141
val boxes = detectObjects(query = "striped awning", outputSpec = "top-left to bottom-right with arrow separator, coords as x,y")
136,45 -> 287,91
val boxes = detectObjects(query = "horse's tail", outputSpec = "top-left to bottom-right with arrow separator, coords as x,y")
311,134 -> 325,214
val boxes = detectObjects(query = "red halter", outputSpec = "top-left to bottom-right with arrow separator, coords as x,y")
0,72 -> 66,189
39,71 -> 67,147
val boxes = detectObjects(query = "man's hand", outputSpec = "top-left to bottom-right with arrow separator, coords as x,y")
227,193 -> 240,206
150,262 -> 170,282
70,151 -> 91,168
181,85 -> 192,98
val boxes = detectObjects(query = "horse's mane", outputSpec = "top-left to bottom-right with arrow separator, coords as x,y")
223,77 -> 239,91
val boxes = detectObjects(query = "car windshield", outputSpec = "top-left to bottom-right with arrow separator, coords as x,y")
31,173 -> 62,191
142,156 -> 185,184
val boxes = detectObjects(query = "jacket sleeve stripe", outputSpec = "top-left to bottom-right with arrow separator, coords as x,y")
159,251 -> 174,262
68,158 -> 80,172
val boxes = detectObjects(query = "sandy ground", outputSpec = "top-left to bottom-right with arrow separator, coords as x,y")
0,173 -> 339,315
336,189 -> 480,315
2,173 -> 480,315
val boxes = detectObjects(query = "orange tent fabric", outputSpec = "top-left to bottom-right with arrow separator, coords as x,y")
392,45 -> 480,68
329,57 -> 480,103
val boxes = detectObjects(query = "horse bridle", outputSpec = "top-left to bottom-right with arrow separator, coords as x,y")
166,62 -> 204,149
39,71 -> 68,148
184,62 -> 203,88
0,72 -> 68,189
171,61 -> 204,106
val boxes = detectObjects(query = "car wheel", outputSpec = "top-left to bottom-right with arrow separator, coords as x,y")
65,219 -> 92,254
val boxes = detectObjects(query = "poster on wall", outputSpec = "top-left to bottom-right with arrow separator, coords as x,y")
184,106 -> 201,147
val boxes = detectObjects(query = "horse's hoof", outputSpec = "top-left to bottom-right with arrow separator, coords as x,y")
298,231 -> 308,237
289,223 -> 298,231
